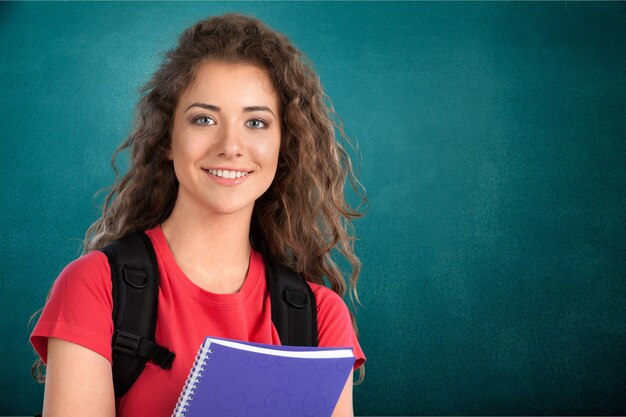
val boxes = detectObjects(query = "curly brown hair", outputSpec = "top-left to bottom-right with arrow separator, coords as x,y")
33,13 -> 366,383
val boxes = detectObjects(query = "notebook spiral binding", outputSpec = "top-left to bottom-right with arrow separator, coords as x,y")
171,343 -> 214,417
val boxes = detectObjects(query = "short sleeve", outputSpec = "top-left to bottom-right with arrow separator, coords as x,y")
308,283 -> 366,370
30,250 -> 114,364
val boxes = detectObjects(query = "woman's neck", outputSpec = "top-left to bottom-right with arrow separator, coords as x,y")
160,201 -> 254,294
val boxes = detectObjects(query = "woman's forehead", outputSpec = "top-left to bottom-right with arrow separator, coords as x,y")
180,60 -> 279,109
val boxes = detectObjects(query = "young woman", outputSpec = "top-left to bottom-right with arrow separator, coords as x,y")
31,13 -> 365,417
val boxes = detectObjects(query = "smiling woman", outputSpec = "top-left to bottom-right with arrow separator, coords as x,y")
29,12 -> 366,417
167,61 -> 281,218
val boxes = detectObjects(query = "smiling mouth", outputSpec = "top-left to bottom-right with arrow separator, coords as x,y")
203,168 -> 252,179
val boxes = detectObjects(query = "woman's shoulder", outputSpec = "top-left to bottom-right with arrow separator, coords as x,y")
52,249 -> 112,294
61,249 -> 110,276
306,281 -> 353,327
307,282 -> 349,310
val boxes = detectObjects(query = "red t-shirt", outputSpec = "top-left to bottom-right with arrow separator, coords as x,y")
30,225 -> 365,417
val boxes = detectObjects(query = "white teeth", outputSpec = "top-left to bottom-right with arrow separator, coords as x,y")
207,169 -> 250,179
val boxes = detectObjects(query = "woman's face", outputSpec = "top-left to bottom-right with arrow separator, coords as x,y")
168,60 -> 281,218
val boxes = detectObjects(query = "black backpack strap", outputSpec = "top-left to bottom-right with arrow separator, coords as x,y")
266,260 -> 318,347
100,231 -> 175,397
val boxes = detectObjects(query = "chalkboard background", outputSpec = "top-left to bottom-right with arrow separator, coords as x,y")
1,1 -> 625,415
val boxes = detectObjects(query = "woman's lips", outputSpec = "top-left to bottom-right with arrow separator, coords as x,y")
202,168 -> 251,186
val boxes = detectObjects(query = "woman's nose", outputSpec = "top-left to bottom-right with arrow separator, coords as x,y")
216,124 -> 243,159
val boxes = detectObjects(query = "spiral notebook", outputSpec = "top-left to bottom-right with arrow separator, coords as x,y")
171,336 -> 355,417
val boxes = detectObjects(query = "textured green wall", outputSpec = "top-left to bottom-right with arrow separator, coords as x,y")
2,1 -> 625,415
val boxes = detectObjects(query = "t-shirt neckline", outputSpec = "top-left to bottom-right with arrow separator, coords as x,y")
146,224 -> 263,306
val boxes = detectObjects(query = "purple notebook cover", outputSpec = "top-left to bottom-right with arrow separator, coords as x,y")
172,337 -> 355,417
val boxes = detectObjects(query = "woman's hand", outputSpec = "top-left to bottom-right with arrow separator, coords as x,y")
331,369 -> 355,417
42,338 -> 115,417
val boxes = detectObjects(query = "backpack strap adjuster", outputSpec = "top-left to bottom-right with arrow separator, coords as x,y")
112,330 -> 142,355
112,330 -> 175,370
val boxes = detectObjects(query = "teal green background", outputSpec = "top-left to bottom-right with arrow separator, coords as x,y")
2,1 -> 626,415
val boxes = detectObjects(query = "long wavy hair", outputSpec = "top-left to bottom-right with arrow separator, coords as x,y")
33,13 -> 366,383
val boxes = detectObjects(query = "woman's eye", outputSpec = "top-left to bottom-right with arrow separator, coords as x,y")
193,116 -> 215,126
246,119 -> 268,129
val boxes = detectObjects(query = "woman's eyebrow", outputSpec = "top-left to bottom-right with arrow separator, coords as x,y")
184,103 -> 275,117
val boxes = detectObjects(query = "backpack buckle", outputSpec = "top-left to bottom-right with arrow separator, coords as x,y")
112,330 -> 142,355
